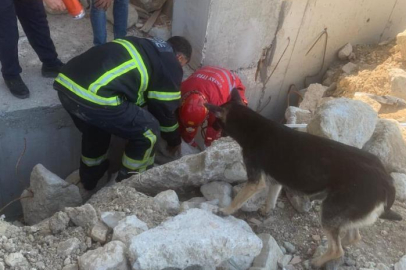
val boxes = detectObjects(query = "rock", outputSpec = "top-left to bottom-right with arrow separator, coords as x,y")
285,107 -> 312,124
338,43 -> 353,60
353,92 -> 382,112
128,209 -> 262,270
278,255 -> 293,268
342,62 -> 357,74
149,25 -> 171,40
154,190 -> 180,215
308,98 -> 377,148
131,0 -> 167,12
127,138 -> 247,194
377,263 -> 390,270
91,221 -> 109,243
62,264 -> 79,270
390,68 -> 406,100
188,197 -> 207,203
112,215 -> 148,246
0,263 -> 4,270
66,204 -> 98,230
397,29 -> 406,61
5,252 -> 30,268
366,94 -> 406,107
218,255 -> 254,270
395,256 -> 406,270
299,84 -> 328,114
79,241 -> 129,270
101,211 -> 126,229
20,164 -> 82,225
363,119 -> 406,173
391,173 -> 406,201
285,191 -> 312,213
252,233 -> 283,270
49,211 -> 70,234
107,3 -> 138,28
283,242 -> 296,254
57,238 -> 81,257
201,181 -> 233,208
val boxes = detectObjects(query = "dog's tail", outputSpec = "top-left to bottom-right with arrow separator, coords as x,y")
379,176 -> 402,221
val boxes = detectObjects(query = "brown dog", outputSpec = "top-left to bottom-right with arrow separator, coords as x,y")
205,89 -> 402,268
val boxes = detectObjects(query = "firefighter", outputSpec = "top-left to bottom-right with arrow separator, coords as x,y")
179,66 -> 248,148
54,36 -> 192,190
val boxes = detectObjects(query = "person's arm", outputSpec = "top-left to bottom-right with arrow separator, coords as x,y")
44,0 -> 66,11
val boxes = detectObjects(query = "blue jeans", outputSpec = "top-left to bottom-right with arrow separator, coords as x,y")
90,0 -> 128,46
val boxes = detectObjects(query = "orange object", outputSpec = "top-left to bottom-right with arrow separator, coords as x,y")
62,0 -> 85,19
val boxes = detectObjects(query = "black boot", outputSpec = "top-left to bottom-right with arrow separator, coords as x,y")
80,159 -> 110,191
41,61 -> 64,78
4,76 -> 30,99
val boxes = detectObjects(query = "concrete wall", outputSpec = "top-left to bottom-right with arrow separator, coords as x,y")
173,0 -> 406,120
0,106 -> 81,219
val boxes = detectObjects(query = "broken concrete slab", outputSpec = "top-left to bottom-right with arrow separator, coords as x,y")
201,181 -> 233,208
363,119 -> 406,173
126,138 -> 247,194
20,164 -> 82,225
299,84 -> 328,114
252,233 -> 283,270
65,204 -> 98,230
78,241 -> 129,270
4,252 -> 30,268
128,209 -> 262,270
154,190 -> 181,215
390,68 -> 406,100
112,215 -> 149,247
100,211 -> 126,229
90,221 -> 109,244
338,43 -> 353,60
342,62 -> 358,74
397,30 -> 406,61
308,98 -> 378,148
49,211 -> 70,235
390,173 -> 406,202
57,238 -> 81,257
285,106 -> 312,124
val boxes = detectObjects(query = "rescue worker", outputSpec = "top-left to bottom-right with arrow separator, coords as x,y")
54,36 -> 192,190
179,66 -> 247,147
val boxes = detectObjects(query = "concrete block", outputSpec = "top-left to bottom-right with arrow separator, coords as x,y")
338,43 -> 353,60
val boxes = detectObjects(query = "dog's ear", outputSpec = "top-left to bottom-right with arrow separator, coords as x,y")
204,103 -> 225,119
230,88 -> 244,105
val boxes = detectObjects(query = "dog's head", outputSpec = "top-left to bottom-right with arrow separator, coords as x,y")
204,88 -> 245,129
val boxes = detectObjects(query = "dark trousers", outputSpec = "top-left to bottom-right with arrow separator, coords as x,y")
58,92 -> 160,188
0,0 -> 59,79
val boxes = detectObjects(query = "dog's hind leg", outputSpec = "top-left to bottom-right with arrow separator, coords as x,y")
342,228 -> 361,247
259,180 -> 282,217
312,227 -> 344,268
219,170 -> 267,216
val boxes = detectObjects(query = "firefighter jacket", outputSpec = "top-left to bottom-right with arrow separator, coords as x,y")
53,37 -> 182,146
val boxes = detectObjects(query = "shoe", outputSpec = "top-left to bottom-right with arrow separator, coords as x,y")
4,76 -> 30,99
41,61 -> 64,78
80,159 -> 110,191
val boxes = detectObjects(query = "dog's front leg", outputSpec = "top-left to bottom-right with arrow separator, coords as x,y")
259,180 -> 282,217
219,168 -> 267,216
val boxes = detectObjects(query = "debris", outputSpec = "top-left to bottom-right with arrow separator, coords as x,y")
66,204 -> 98,230
285,192 -> 312,213
278,255 -> 293,268
90,221 -> 109,244
20,164 -> 82,225
308,98 -> 378,148
154,190 -> 180,215
252,233 -> 283,270
62,264 -> 79,270
107,3 -> 139,29
218,255 -> 255,270
391,173 -> 406,201
4,252 -> 30,268
201,181 -> 233,208
353,92 -> 382,112
389,68 -> 406,100
397,29 -> 406,61
100,211 -> 126,229
338,43 -> 353,60
78,241 -> 129,270
395,255 -> 406,270
299,84 -> 329,114
363,119 -> 406,173
128,209 -> 262,270
283,242 -> 296,254
112,215 -> 149,246
377,263 -> 390,270
57,238 -> 81,257
342,62 -> 358,74
285,107 -> 312,124
49,211 -> 70,235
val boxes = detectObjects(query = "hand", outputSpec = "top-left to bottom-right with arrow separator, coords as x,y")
166,144 -> 181,157
43,0 -> 66,11
94,0 -> 113,10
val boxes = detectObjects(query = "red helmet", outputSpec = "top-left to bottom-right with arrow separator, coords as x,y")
179,91 -> 208,129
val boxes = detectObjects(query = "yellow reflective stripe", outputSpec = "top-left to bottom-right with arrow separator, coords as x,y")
160,123 -> 179,132
147,91 -> 181,101
113,39 -> 149,106
121,129 -> 156,171
81,154 -> 107,167
89,60 -> 137,94
56,74 -> 121,106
